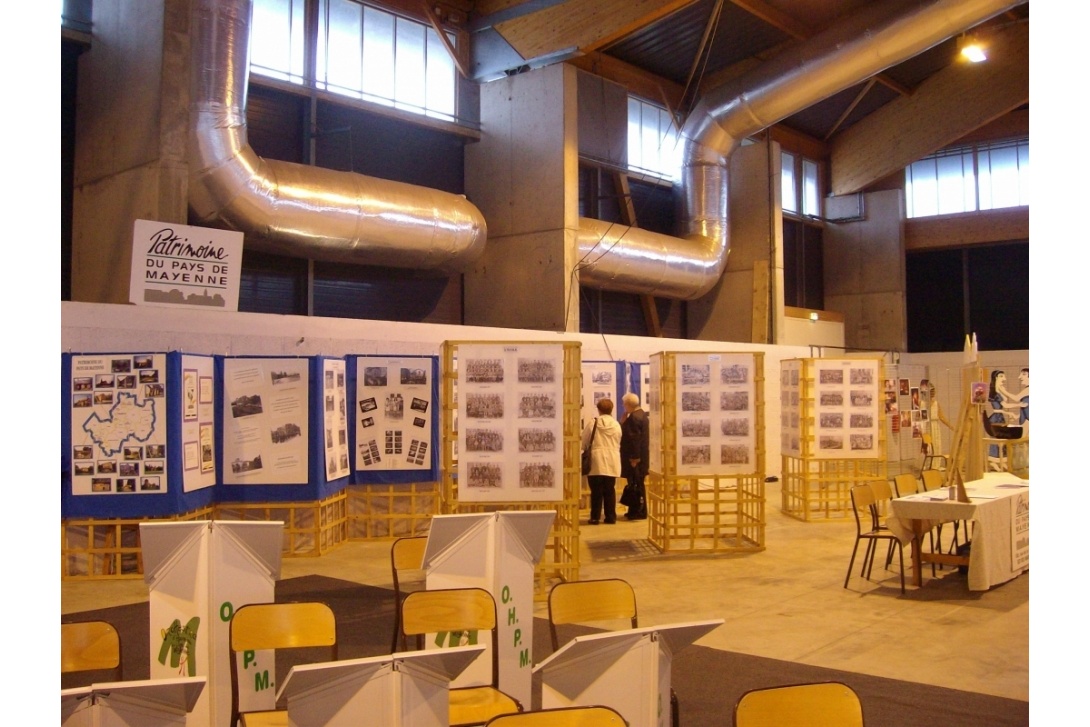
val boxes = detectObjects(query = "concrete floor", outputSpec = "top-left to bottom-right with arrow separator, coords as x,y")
61,481 -> 1029,703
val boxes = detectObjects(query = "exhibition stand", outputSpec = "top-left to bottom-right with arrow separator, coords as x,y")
61,676 -> 206,727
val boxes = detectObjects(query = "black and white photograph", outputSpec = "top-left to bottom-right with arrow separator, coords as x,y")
117,374 -> 136,389
819,368 -> 844,385
681,364 -> 710,386
820,413 -> 844,429
518,393 -> 556,419
721,418 -> 750,437
95,374 -> 115,388
850,413 -> 874,428
231,393 -> 263,418
139,476 -> 160,491
467,462 -> 503,489
591,370 -> 613,385
518,428 -> 556,452
364,367 -> 388,386
465,358 -> 504,383
819,436 -> 844,450
144,460 -> 165,474
146,444 -> 165,458
359,397 -> 378,413
91,478 -> 112,493
111,358 -> 132,373
850,390 -> 874,407
681,391 -> 711,411
681,444 -> 711,465
119,462 -> 139,477
410,397 -> 429,413
466,428 -> 504,452
385,393 -> 404,419
270,368 -> 301,385
97,460 -> 117,474
361,416 -> 375,428
518,462 -> 554,489
138,369 -> 159,384
400,367 -> 427,385
517,358 -> 555,383
820,392 -> 844,407
117,479 -> 136,492
413,416 -> 426,428
850,367 -> 874,385
850,434 -> 874,450
720,391 -> 749,411
73,393 -> 92,408
681,418 -> 711,437
720,444 -> 750,465
720,364 -> 749,385
466,393 -> 504,418
74,377 -> 93,391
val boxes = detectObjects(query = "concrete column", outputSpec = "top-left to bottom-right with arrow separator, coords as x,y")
71,0 -> 189,304
464,64 -> 580,333
688,141 -> 785,344
824,189 -> 907,351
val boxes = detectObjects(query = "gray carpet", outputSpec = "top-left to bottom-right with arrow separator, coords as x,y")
63,575 -> 1028,726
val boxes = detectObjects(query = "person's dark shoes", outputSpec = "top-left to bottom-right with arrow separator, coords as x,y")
625,511 -> 647,520
604,519 -> 616,524
588,519 -> 600,525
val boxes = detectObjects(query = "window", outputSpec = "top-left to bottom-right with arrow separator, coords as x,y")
627,97 -> 680,181
781,151 -> 822,218
250,0 -> 458,121
905,139 -> 1028,218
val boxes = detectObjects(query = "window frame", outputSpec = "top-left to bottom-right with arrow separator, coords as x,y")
905,138 -> 1029,219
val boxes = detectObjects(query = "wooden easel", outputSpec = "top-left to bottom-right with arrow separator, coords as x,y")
943,365 -> 983,502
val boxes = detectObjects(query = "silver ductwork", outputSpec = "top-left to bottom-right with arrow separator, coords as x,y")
188,0 -> 486,272
577,0 -> 1025,300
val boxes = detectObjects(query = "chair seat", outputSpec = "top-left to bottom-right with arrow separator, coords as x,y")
240,709 -> 288,727
450,686 -> 521,726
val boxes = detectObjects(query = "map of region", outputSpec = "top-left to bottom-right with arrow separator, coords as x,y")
83,393 -> 158,457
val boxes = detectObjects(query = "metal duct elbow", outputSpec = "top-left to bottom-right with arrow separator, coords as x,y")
188,0 -> 486,272
580,0 -> 1024,299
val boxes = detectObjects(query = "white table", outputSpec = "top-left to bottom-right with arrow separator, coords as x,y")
888,472 -> 1029,591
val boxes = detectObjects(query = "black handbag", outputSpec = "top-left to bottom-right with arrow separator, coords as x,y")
620,483 -> 638,507
581,418 -> 598,475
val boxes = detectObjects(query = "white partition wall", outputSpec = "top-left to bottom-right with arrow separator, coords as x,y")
141,521 -> 283,727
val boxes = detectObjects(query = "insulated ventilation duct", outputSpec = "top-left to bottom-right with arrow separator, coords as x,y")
188,0 -> 486,272
576,0 -> 1025,300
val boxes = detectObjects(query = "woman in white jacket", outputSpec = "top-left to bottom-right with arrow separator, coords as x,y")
581,398 -> 622,524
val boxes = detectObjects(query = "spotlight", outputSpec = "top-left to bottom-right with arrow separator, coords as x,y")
958,35 -> 987,63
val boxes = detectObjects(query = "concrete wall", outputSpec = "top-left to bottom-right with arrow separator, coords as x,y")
71,0 -> 189,304
824,190 -> 907,352
464,64 -> 580,333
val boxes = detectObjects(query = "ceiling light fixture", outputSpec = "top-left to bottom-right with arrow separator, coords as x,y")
958,34 -> 987,63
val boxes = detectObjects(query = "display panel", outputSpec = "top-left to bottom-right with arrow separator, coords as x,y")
673,353 -> 758,476
354,356 -> 434,472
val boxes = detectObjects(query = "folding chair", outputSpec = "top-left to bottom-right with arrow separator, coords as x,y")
547,579 -> 678,727
485,705 -> 628,726
390,535 -> 429,652
400,587 -> 522,726
61,620 -> 122,684
734,681 -> 863,727
845,483 -> 905,594
229,602 -> 337,727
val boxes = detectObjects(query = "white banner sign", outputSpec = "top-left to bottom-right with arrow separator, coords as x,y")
130,219 -> 244,311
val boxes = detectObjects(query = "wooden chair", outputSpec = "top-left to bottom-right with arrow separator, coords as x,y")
547,579 -> 678,727
892,473 -> 938,574
734,681 -> 863,727
390,535 -> 429,652
229,602 -> 337,727
400,587 -> 522,726
920,433 -> 948,471
920,468 -> 965,556
61,620 -> 122,683
485,705 -> 628,726
845,483 -> 905,594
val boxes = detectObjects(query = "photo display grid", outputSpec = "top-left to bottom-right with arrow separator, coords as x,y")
581,361 -> 619,431
323,359 -> 351,480
457,343 -> 564,502
882,364 -> 927,461
222,357 -> 309,484
648,355 -> 662,475
813,359 -> 880,459
780,359 -> 803,457
70,353 -> 168,495
673,353 -> 758,476
181,354 -> 216,492
353,356 -> 433,471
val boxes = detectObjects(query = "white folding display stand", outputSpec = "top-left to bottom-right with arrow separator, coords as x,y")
60,676 -> 206,727
276,646 -> 484,727
422,511 -> 555,708
532,620 -> 723,727
141,521 -> 284,727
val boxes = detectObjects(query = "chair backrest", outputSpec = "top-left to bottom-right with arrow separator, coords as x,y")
849,483 -> 876,534
734,681 -> 863,727
893,473 -> 921,497
402,587 -> 501,682
486,705 -> 628,726
870,479 -> 893,523
229,602 -> 337,725
548,579 -> 638,651
61,620 -> 122,679
390,536 -> 430,652
920,468 -> 945,492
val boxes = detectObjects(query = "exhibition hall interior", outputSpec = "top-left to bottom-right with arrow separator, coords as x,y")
57,1 -> 1040,725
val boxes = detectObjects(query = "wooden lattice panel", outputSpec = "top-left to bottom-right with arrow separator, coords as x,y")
346,481 -> 439,540
647,473 -> 765,553
780,456 -> 885,521
61,506 -> 214,581
215,490 -> 348,557
440,340 -> 583,599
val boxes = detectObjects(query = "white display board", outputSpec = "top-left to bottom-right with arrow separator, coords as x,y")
673,353 -> 758,476
61,677 -> 206,727
322,359 -> 351,480
581,361 -> 621,431
532,620 -> 722,727
277,647 -> 483,727
182,354 -> 217,492
222,357 -> 309,484
422,511 -> 555,707
354,356 -> 435,472
142,521 -> 283,727
129,219 -> 244,312
70,353 -> 169,496
781,358 -> 882,460
457,344 -> 565,502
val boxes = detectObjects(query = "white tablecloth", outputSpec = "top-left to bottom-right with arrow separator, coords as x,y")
889,472 -> 1029,591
